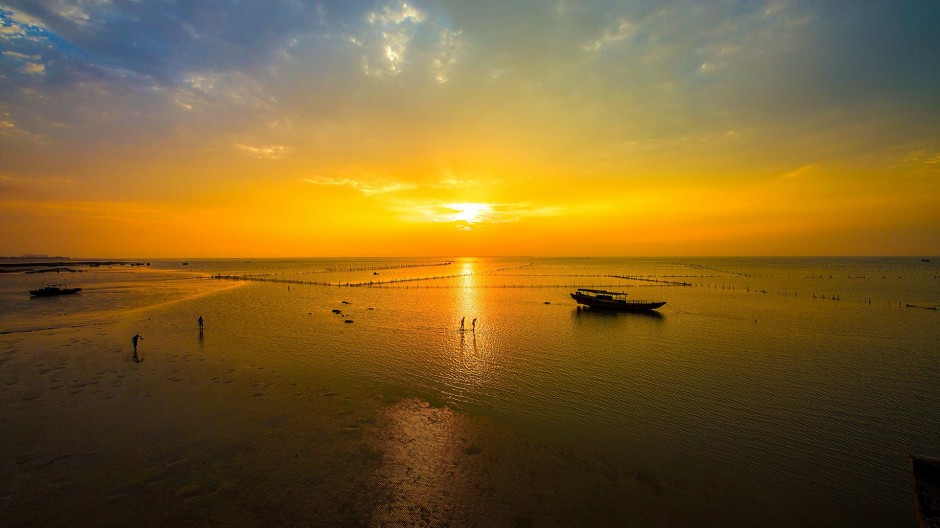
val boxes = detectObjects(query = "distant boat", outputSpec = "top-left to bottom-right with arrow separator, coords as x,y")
570,288 -> 666,311
912,455 -> 940,528
30,285 -> 82,297
923,259 -> 931,263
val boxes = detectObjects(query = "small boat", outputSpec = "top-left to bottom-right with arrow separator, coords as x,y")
570,288 -> 666,311
29,285 -> 82,297
912,455 -> 940,528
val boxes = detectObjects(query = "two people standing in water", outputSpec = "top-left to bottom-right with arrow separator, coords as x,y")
460,317 -> 477,332
132,315 -> 204,363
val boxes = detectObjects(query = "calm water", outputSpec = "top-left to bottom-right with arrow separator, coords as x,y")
2,256 -> 939,526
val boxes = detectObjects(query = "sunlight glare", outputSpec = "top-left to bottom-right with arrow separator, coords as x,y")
446,203 -> 492,224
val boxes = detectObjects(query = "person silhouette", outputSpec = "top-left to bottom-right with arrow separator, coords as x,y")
460,317 -> 465,332
198,316 -> 204,332
131,334 -> 143,363
472,318 -> 477,332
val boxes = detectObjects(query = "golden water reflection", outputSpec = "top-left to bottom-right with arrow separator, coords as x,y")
447,258 -> 495,405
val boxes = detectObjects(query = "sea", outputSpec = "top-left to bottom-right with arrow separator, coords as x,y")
1,256 -> 938,526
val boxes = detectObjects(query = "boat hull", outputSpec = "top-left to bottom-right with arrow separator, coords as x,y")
912,455 -> 940,528
570,292 -> 666,312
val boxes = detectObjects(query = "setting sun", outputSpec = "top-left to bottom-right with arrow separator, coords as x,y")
446,203 -> 492,225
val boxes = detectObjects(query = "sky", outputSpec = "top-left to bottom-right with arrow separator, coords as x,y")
1,0 -> 939,257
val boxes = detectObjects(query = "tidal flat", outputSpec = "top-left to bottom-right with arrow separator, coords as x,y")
2,257 -> 938,526
1,317 -> 704,527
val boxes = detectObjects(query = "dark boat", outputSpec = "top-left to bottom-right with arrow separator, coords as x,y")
29,285 -> 82,297
570,288 -> 666,312
913,455 -> 940,528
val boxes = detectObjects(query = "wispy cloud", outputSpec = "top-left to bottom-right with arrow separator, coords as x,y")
778,164 -> 821,181
0,199 -> 156,220
303,176 -> 417,196
0,22 -> 26,38
0,6 -> 46,35
348,0 -> 466,82
236,144 -> 289,160
4,51 -> 45,73
0,171 -> 73,200
582,18 -> 636,52
0,113 -> 42,141
0,171 -> 71,184
431,28 -> 464,83
433,174 -> 477,189
175,72 -> 269,113
43,1 -> 99,27
356,1 -> 426,77
892,144 -> 940,171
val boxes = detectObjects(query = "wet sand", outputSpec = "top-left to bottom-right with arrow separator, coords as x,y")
2,314 -> 768,527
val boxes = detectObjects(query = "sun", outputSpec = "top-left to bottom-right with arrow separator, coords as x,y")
446,203 -> 492,224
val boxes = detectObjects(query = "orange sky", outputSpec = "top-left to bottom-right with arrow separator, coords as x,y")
2,1 -> 939,257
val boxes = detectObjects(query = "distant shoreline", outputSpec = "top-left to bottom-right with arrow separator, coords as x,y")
0,260 -> 141,268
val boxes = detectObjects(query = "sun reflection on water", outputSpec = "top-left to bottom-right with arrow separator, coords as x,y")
457,259 -> 477,318
445,258 -> 496,405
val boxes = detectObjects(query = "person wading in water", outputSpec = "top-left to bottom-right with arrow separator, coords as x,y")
132,334 -> 143,363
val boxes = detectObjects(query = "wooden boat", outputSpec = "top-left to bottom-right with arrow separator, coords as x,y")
913,455 -> 940,528
570,288 -> 666,311
29,285 -> 82,297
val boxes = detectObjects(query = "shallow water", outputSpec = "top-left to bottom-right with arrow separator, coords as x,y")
2,256 -> 938,526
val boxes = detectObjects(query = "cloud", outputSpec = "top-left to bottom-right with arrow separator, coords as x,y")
236,144 -> 289,160
4,50 -> 45,73
582,18 -> 636,52
0,114 -> 39,140
779,164 -> 821,181
303,176 -> 417,196
431,28 -> 464,83
0,171 -> 73,199
433,176 -> 476,189
0,171 -> 71,184
355,1 -> 426,77
47,1 -> 98,26
347,0 -> 466,82
0,5 -> 46,33
175,71 -> 269,112
1,1 -> 328,84
1,8 -> 51,73
0,21 -> 26,37
893,144 -> 940,170
1,0 -> 938,194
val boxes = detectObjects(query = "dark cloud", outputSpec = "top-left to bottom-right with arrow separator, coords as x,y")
2,1 -> 339,81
